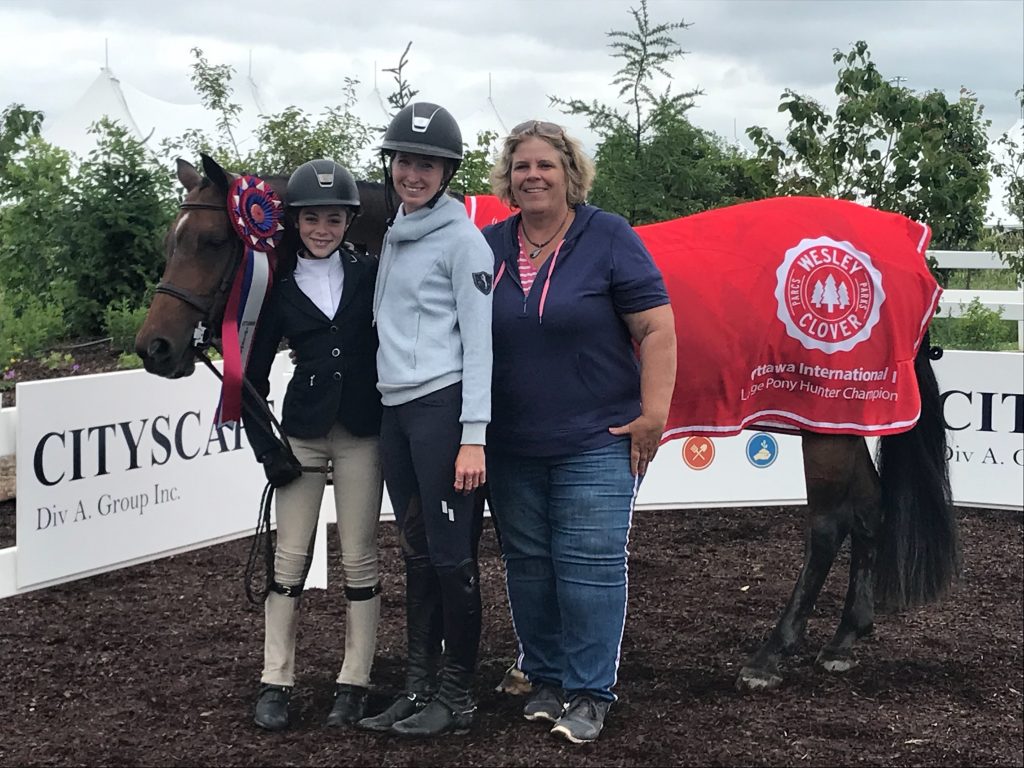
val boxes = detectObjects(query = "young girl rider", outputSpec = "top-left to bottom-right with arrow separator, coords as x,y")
244,159 -> 384,731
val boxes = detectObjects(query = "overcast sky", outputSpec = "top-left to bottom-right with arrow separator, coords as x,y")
0,0 -> 1021,158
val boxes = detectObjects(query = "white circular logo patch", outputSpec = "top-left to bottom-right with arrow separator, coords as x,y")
774,237 -> 886,353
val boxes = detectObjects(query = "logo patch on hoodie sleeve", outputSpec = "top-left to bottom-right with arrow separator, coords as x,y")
472,271 -> 493,295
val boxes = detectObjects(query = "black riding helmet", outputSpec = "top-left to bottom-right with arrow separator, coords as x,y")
381,103 -> 463,214
286,159 -> 360,211
381,103 -> 464,162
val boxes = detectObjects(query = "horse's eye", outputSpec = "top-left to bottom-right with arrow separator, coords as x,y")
199,235 -> 232,249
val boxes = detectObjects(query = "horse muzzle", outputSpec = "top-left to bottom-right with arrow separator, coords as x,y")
136,334 -> 197,378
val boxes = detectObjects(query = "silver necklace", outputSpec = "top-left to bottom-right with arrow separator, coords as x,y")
522,209 -> 570,259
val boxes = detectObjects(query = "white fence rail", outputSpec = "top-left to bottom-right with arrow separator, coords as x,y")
930,249 -> 1024,349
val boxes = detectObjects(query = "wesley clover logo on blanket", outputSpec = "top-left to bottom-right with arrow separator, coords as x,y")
774,237 -> 886,354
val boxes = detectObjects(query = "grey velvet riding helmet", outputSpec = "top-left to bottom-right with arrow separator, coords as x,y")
286,159 -> 360,213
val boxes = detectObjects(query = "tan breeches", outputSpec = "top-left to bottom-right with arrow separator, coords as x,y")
262,423 -> 383,688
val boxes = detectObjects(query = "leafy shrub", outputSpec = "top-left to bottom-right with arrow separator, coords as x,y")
104,299 -> 149,354
0,289 -> 67,358
930,298 -> 1018,351
117,352 -> 144,370
40,351 -> 75,371
0,292 -> 16,371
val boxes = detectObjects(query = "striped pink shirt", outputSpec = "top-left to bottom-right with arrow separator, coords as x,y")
517,236 -> 540,295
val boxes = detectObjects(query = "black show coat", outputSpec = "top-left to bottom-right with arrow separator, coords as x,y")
244,247 -> 382,460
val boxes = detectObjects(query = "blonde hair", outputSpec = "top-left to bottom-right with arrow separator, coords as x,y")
489,121 -> 595,207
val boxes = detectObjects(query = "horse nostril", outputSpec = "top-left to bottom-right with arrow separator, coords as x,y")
146,337 -> 172,362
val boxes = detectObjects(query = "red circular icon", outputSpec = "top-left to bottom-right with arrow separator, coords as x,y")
682,436 -> 715,470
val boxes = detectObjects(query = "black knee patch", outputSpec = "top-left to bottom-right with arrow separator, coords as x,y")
270,580 -> 303,598
345,582 -> 382,602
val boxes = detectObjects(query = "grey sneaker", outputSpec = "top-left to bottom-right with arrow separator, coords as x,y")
550,694 -> 611,744
523,683 -> 565,723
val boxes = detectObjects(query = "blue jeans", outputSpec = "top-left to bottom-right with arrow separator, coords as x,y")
488,440 -> 639,701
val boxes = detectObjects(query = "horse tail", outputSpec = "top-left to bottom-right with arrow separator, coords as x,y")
874,336 -> 959,611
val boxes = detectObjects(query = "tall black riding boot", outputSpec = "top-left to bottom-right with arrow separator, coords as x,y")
356,557 -> 442,732
391,560 -> 481,737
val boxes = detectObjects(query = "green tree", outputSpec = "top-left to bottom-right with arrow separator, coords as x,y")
247,79 -> 373,174
988,87 -> 1023,282
0,103 -> 43,176
63,119 -> 177,332
382,42 -> 419,115
188,47 -> 243,163
165,48 -> 376,179
550,0 -> 769,223
747,41 -> 993,250
590,103 -> 771,222
552,0 -> 699,150
451,130 -> 499,196
0,133 -> 73,307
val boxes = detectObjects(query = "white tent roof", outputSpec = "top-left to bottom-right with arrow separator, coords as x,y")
985,118 -> 1023,229
41,67 -> 262,161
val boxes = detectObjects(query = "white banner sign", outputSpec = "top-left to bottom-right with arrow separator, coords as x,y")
637,429 -> 805,509
15,356 -> 287,588
635,350 -> 1022,511
934,350 -> 1023,509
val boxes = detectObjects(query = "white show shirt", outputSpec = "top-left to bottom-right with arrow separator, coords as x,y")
294,250 -> 345,319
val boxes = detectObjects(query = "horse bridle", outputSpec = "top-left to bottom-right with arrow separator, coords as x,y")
153,200 -> 244,350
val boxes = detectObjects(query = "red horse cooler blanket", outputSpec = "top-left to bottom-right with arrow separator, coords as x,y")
465,195 -> 941,440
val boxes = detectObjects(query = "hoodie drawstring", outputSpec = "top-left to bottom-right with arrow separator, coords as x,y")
537,240 -> 564,324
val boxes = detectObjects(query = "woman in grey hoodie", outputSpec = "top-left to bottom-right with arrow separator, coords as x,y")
355,102 -> 494,738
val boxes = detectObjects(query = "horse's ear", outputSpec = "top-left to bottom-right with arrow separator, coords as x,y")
176,158 -> 202,192
201,153 -> 235,192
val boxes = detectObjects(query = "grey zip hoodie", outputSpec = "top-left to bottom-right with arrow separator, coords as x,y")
373,194 -> 493,444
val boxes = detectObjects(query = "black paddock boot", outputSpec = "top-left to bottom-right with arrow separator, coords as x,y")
325,683 -> 369,727
391,561 -> 481,737
356,691 -> 430,732
356,557 -> 442,732
389,674 -> 476,737
254,684 -> 291,731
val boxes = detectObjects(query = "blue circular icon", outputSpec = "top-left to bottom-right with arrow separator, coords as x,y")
746,432 -> 778,468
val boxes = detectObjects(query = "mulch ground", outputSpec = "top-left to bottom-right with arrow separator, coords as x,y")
0,500 -> 1020,767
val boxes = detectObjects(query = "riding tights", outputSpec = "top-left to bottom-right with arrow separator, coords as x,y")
379,383 -> 484,706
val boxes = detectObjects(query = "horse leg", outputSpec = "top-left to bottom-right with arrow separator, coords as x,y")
736,434 -> 858,691
817,437 -> 881,673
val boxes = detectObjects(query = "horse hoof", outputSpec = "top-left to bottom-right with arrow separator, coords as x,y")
736,666 -> 783,692
816,649 -> 857,674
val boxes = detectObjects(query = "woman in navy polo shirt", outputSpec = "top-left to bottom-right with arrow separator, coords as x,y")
482,121 -> 677,744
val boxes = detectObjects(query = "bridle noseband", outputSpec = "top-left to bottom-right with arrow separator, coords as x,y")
153,200 -> 244,349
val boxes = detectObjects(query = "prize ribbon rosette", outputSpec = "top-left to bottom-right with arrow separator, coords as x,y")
218,176 -> 285,425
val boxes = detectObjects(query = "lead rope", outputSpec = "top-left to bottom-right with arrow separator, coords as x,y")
196,349 -> 329,604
